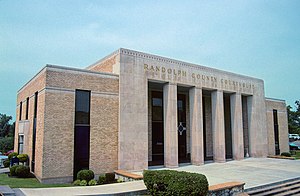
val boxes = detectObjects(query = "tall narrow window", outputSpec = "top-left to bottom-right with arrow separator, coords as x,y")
74,90 -> 91,180
18,135 -> 24,154
31,92 -> 38,172
25,97 -> 29,120
273,109 -> 280,155
19,102 -> 22,120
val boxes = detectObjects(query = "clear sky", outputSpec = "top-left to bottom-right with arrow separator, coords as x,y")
1,0 -> 299,120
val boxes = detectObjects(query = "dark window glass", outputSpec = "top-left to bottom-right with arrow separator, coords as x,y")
18,135 -> 24,154
19,102 -> 22,121
74,90 -> 91,180
75,90 -> 90,125
273,109 -> 280,155
26,97 -> 29,120
152,95 -> 163,121
273,109 -> 278,125
177,100 -> 183,111
74,125 -> 90,178
150,91 -> 164,166
31,91 -> 38,172
152,98 -> 162,106
34,92 -> 38,118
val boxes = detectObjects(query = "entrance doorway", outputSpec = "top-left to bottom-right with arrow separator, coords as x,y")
224,94 -> 233,159
178,94 -> 190,163
149,91 -> 164,166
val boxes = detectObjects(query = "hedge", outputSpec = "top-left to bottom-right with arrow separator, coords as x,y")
15,165 -> 30,178
143,170 -> 208,196
281,152 -> 291,157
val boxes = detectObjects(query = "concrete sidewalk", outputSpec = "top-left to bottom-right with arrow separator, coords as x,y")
19,158 -> 300,196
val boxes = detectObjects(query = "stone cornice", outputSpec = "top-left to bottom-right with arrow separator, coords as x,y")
119,48 -> 263,83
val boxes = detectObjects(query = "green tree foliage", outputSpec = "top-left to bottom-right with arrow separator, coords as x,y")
287,100 -> 300,134
0,137 -> 14,153
0,113 -> 15,153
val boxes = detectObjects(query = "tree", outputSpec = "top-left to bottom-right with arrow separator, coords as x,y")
0,137 -> 14,153
0,113 -> 14,137
287,100 -> 300,134
0,113 -> 15,153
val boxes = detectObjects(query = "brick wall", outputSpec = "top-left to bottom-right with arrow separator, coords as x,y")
15,69 -> 47,179
87,54 -> 118,73
16,65 -> 119,183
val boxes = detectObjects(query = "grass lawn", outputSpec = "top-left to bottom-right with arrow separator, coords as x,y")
291,150 -> 300,159
0,173 -> 72,188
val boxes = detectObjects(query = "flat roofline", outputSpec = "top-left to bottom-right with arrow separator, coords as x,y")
18,64 -> 119,93
265,97 -> 286,103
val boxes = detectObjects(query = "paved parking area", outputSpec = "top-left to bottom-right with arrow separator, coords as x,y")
19,158 -> 300,195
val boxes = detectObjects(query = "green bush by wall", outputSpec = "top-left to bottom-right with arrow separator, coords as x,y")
8,152 -> 18,160
143,170 -> 208,196
77,170 -> 94,182
9,165 -> 19,176
3,159 -> 10,168
15,165 -> 30,178
281,152 -> 291,157
17,154 -> 29,163
105,173 -> 115,183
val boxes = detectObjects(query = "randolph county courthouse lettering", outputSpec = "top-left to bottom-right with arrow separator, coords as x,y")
15,48 -> 288,183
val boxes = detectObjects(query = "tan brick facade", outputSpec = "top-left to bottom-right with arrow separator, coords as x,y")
15,65 -> 119,183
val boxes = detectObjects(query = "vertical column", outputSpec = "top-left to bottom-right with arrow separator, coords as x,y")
189,87 -> 204,165
163,83 -> 178,168
230,93 -> 244,160
211,90 -> 226,162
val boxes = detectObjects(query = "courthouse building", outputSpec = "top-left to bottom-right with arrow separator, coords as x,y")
15,48 -> 289,183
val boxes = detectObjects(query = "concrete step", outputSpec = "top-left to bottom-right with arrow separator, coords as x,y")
247,178 -> 300,196
254,183 -> 300,196
275,187 -> 300,196
0,185 -> 15,196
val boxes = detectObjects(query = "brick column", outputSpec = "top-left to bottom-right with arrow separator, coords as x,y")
189,87 -> 204,165
230,93 -> 244,160
211,90 -> 226,162
163,83 -> 178,168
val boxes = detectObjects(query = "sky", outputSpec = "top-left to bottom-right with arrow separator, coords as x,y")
1,0 -> 299,120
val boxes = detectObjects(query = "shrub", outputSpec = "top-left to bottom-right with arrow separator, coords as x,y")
79,180 -> 87,186
72,179 -> 81,186
281,152 -> 291,157
77,170 -> 94,182
105,172 -> 115,183
117,178 -> 123,183
98,175 -> 106,185
88,179 -> 97,186
9,165 -> 19,176
15,165 -> 30,178
3,159 -> 10,168
8,152 -> 18,160
143,170 -> 208,196
17,154 -> 29,163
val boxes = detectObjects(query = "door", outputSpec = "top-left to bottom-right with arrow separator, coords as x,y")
150,91 -> 164,166
178,94 -> 189,163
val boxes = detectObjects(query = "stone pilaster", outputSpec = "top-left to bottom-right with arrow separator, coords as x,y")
230,93 -> 244,160
211,90 -> 226,162
189,87 -> 204,165
163,83 -> 178,168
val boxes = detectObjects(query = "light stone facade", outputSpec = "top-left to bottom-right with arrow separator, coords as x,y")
15,48 -> 289,183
